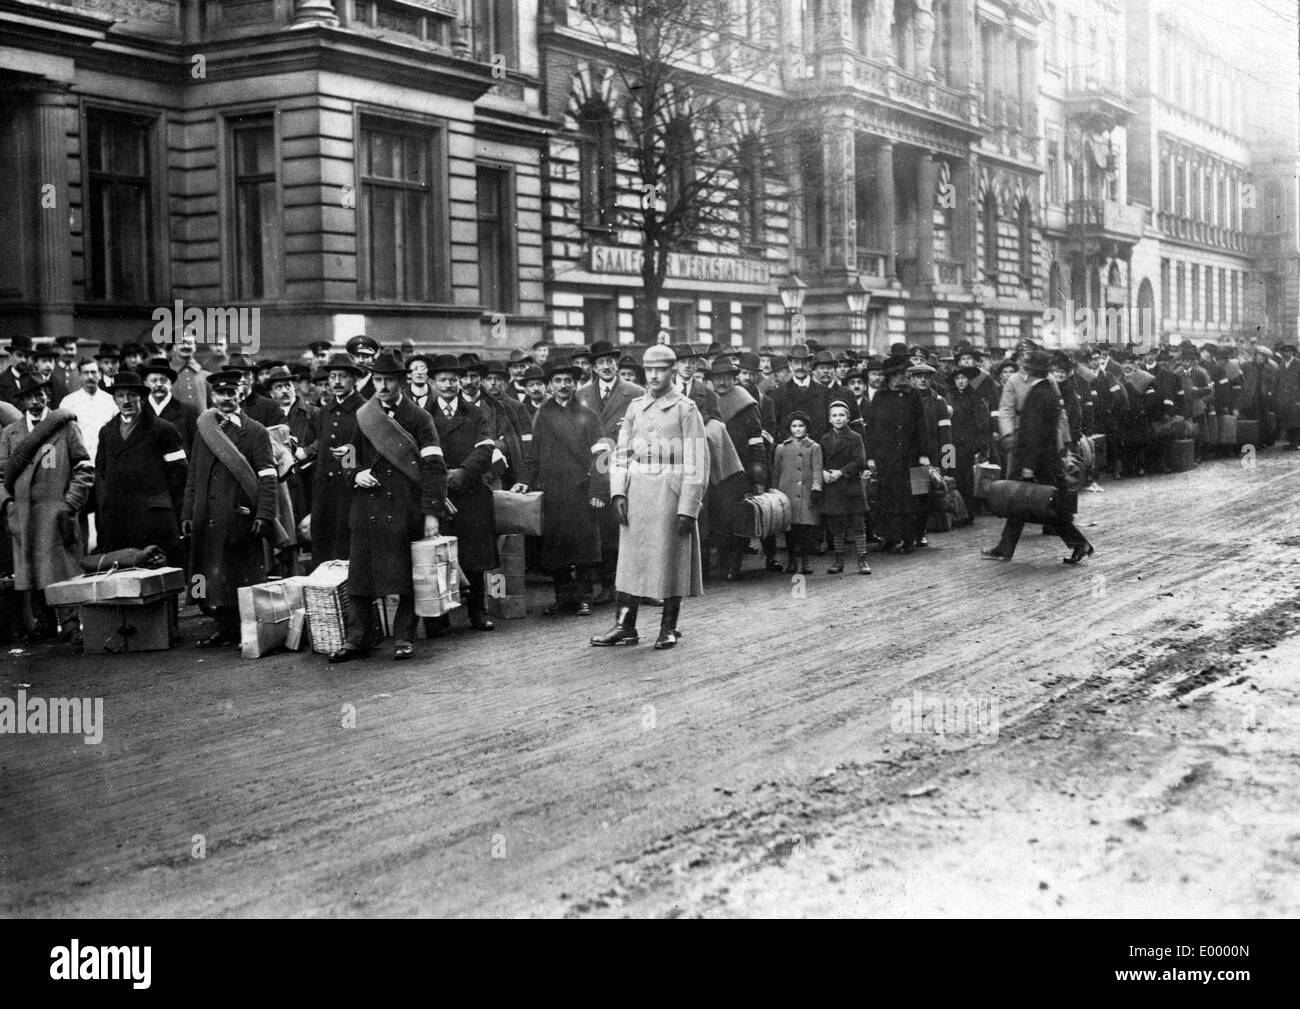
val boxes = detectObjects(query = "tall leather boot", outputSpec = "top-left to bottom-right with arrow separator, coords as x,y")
590,592 -> 640,646
654,596 -> 682,650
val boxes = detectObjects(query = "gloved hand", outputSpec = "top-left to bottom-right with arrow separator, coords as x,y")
676,514 -> 694,537
251,518 -> 269,539
613,496 -> 629,526
448,467 -> 468,492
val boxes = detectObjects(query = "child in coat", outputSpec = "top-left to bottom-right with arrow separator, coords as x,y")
818,401 -> 871,575
772,410 -> 822,574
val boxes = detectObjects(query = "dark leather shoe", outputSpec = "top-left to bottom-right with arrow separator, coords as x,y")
764,557 -> 783,572
1063,544 -> 1095,565
916,535 -> 929,548
470,613 -> 495,631
591,625 -> 639,646
826,557 -> 845,574
980,547 -> 1010,561
195,629 -> 236,649
653,629 -> 680,650
575,601 -> 593,617
328,643 -> 368,664
783,558 -> 797,574
393,640 -> 414,660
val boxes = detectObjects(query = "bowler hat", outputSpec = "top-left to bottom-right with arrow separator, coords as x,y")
140,357 -> 177,382
31,342 -> 57,360
813,349 -> 836,366
484,358 -> 509,377
427,353 -> 466,377
111,370 -> 148,394
589,340 -> 618,361
323,352 -> 365,377
737,352 -> 762,372
953,366 -> 983,382
882,355 -> 911,376
5,335 -> 33,353
788,343 -> 813,361
770,354 -> 790,371
266,366 -> 295,385
522,365 -> 545,382
863,355 -> 885,373
570,345 -> 593,361
1023,349 -> 1052,375
95,342 -> 120,360
15,374 -> 49,399
459,352 -> 489,375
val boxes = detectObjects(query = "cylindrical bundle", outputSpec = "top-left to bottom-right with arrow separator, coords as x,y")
987,480 -> 1062,523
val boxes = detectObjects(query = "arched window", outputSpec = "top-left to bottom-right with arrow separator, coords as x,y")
578,99 -> 615,228
982,190 -> 999,279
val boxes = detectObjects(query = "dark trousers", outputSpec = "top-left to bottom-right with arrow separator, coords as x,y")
347,593 -> 415,646
994,515 -> 1088,559
554,564 -> 595,605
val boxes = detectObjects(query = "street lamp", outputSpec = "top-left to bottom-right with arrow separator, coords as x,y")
845,275 -> 870,351
778,273 -> 807,345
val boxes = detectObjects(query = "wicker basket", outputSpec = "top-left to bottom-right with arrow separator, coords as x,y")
304,560 -> 350,655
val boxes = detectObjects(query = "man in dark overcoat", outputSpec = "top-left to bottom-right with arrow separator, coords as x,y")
311,353 -> 365,564
707,357 -> 766,580
267,365 -> 319,524
484,357 -> 531,485
863,355 -> 926,554
182,370 -> 282,647
514,356 -> 606,616
770,344 -> 833,441
329,351 -> 446,662
95,371 -> 187,566
982,350 -> 1092,565
576,339 -> 644,602
425,353 -> 497,634
142,357 -> 199,453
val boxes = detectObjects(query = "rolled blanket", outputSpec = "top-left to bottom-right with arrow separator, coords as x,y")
80,545 -> 168,573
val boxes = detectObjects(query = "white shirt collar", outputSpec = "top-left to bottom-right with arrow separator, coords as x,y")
150,393 -> 172,414
221,411 -> 242,427
26,408 -> 49,431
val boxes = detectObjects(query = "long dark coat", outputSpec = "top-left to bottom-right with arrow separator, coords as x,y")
0,411 -> 94,590
818,426 -> 867,516
182,412 -> 278,609
154,395 -> 199,454
95,410 -> 187,557
863,385 -> 925,542
1275,357 -> 1300,430
429,395 -> 497,573
311,391 -> 362,563
347,396 -> 445,596
949,385 -> 990,504
521,396 -> 605,571
275,400 -> 319,523
772,379 -> 833,440
1016,378 -> 1073,512
241,390 -> 282,428
577,376 -> 643,558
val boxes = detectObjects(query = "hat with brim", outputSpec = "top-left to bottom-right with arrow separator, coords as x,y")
507,349 -> 533,366
788,344 -> 813,361
110,370 -> 149,395
953,366 -> 983,382
590,340 -> 619,362
368,350 -> 406,377
207,370 -> 245,391
323,352 -> 365,377
545,356 -> 584,381
863,356 -> 885,373
459,353 -> 488,376
882,355 -> 911,377
907,363 -> 936,375
345,334 -> 380,356
484,358 -> 509,377
427,353 -> 465,377
1023,349 -> 1052,375
308,340 -> 333,353
31,342 -> 57,361
140,357 -> 177,382
570,345 -> 592,362
15,375 -> 50,399
266,366 -> 295,385
522,365 -> 545,382
708,358 -> 739,378
94,342 -> 120,360
770,354 -> 790,371
737,352 -> 761,372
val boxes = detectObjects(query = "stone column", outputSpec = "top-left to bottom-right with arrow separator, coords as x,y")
953,154 -> 976,282
33,88 -> 73,339
917,151 -> 938,285
823,115 -> 856,275
876,140 -> 897,280
290,0 -> 339,29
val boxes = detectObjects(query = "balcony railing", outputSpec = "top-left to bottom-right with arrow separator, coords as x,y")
844,54 -> 974,121
1156,211 -> 1249,252
897,256 -> 964,289
1066,199 -> 1146,241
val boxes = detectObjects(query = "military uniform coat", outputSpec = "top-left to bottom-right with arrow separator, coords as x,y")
429,395 -> 497,573
0,411 -> 94,590
521,396 -> 605,571
95,410 -> 187,555
347,396 -> 445,596
181,412 -> 278,609
611,388 -> 706,598
311,391 -> 362,563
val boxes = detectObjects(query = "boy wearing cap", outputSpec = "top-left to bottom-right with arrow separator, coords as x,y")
819,401 -> 870,575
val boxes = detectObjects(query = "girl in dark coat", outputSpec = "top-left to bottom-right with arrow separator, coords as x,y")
818,401 -> 870,575
863,358 -> 926,554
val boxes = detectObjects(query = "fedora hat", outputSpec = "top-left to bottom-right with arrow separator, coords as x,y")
507,348 -> 533,365
110,370 -> 149,394
323,352 -> 365,376
265,366 -> 295,385
428,353 -> 466,377
788,343 -> 813,361
368,350 -> 406,376
15,374 -> 49,399
458,352 -> 489,375
545,356 -> 584,380
708,357 -> 739,377
94,342 -> 120,360
1023,349 -> 1052,375
521,364 -> 545,382
140,357 -> 177,382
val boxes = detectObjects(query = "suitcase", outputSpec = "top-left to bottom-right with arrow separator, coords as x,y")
80,596 -> 173,654
1237,418 -> 1260,446
972,462 -> 1001,499
1218,414 -> 1238,446
492,490 -> 544,536
1167,438 -> 1195,472
987,480 -> 1076,524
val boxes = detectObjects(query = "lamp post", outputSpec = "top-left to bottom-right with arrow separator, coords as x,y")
845,275 -> 870,352
778,273 -> 807,347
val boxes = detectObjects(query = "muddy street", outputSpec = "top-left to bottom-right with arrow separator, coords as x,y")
2,450 -> 1298,918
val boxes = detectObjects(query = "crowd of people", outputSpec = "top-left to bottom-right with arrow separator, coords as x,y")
1,326 -> 1295,656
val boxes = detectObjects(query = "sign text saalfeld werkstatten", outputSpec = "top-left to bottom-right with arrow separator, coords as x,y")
589,245 -> 771,285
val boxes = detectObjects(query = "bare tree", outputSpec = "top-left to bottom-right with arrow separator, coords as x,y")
576,0 -> 786,343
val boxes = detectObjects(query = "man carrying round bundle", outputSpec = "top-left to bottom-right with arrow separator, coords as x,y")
591,344 -> 707,651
